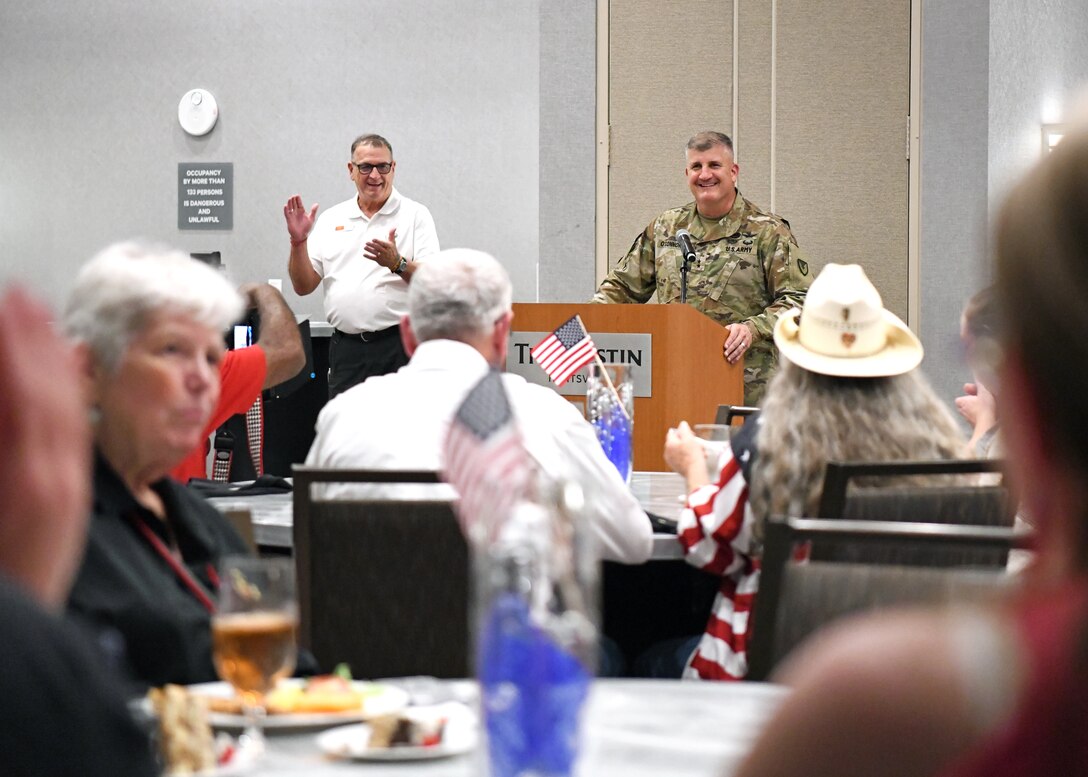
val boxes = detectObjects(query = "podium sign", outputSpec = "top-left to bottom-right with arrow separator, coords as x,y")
507,332 -> 652,397
509,303 -> 741,471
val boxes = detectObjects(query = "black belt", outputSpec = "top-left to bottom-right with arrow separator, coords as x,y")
334,325 -> 400,343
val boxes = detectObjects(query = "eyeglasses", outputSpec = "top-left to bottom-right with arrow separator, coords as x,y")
352,162 -> 392,175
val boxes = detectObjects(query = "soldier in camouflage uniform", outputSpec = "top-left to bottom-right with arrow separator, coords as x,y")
592,131 -> 811,405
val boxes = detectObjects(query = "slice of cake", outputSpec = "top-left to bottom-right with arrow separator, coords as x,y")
148,684 -> 217,774
367,710 -> 447,749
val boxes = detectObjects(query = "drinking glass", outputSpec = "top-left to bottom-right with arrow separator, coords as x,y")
585,364 -> 634,483
212,556 -> 298,757
693,424 -> 730,482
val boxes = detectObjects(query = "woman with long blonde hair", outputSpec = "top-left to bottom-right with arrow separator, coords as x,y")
663,263 -> 965,680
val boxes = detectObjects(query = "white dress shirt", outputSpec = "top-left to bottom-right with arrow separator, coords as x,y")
305,339 -> 653,564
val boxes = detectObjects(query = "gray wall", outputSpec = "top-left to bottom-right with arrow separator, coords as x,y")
919,0 -> 991,408
989,0 -> 1088,203
919,0 -> 1088,413
0,1 -> 549,318
539,0 -> 597,301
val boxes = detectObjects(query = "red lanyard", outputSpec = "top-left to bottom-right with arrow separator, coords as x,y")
131,516 -> 218,614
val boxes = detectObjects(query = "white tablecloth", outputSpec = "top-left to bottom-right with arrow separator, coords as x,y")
208,472 -> 688,560
233,679 -> 786,777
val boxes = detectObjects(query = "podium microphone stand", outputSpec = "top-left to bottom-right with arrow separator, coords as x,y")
680,254 -> 694,303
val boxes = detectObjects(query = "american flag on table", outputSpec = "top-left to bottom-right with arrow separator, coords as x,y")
443,370 -> 535,541
530,315 -> 598,386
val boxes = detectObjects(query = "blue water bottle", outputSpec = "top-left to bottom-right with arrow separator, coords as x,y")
475,482 -> 599,777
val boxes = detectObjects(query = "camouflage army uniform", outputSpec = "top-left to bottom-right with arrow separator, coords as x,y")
592,192 -> 812,404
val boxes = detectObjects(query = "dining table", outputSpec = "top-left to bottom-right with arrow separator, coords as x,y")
207,471 -> 689,561
206,471 -> 704,668
222,678 -> 786,776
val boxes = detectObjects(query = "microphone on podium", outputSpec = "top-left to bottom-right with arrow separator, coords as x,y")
676,229 -> 697,303
676,229 -> 697,266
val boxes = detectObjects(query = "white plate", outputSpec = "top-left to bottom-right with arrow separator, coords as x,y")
185,679 -> 409,730
316,702 -> 477,761
172,759 -> 251,777
166,734 -> 255,776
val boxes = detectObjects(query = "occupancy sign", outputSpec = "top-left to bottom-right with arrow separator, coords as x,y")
178,163 -> 233,230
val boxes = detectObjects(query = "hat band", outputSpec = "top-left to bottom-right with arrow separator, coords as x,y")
796,311 -> 887,358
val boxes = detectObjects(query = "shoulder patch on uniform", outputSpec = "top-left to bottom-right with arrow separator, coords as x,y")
798,258 -> 809,275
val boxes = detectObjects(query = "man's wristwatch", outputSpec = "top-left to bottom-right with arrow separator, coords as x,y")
393,256 -> 408,275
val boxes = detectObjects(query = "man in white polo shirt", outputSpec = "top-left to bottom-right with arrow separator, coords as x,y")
284,133 -> 440,397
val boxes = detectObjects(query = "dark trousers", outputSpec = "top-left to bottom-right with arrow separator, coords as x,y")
328,326 -> 409,398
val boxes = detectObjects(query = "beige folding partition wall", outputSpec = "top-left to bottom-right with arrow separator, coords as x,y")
604,0 -> 911,320
606,0 -> 734,276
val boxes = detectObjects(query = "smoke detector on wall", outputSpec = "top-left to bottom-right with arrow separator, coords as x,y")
178,89 -> 219,136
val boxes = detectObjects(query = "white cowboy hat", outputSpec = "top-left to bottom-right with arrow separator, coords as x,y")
773,263 -> 923,378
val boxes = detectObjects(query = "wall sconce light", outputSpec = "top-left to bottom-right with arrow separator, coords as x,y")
178,89 -> 219,137
1042,123 -> 1067,155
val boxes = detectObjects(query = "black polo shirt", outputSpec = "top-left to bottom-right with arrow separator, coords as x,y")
66,453 -> 251,689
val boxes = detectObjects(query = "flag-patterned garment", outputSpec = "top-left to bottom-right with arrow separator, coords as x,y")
676,443 -> 761,680
443,370 -> 534,541
530,315 -> 597,386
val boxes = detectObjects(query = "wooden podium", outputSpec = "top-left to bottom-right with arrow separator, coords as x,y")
510,303 -> 742,471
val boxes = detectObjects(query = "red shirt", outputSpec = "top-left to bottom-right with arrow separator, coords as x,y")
169,345 -> 267,482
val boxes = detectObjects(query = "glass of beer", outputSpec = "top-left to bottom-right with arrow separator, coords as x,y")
212,556 -> 298,757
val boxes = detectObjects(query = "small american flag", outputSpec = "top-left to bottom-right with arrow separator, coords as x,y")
443,370 -> 534,540
530,315 -> 598,386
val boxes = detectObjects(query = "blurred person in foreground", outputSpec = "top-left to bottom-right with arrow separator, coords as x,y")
955,286 -> 1002,458
660,263 -> 966,680
0,288 -> 156,776
956,285 -> 1031,575
63,243 -> 253,688
306,247 -> 653,566
732,122 -> 1088,777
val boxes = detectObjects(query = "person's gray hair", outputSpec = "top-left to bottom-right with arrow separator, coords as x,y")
408,249 -> 512,343
350,133 -> 393,158
687,131 -> 734,156
747,359 -> 967,535
62,241 -> 244,372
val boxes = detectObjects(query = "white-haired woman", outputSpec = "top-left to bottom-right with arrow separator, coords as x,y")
660,263 -> 966,680
63,242 -> 252,688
